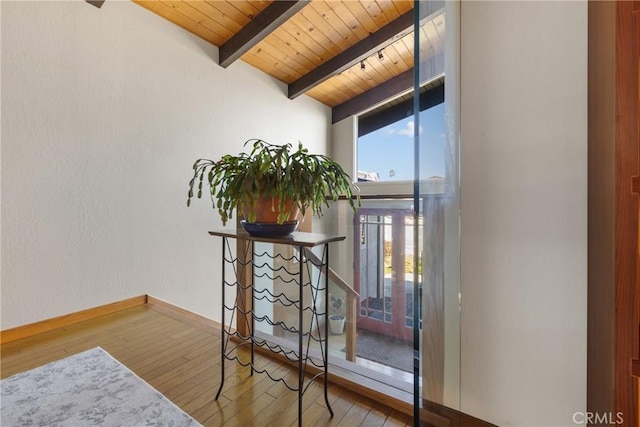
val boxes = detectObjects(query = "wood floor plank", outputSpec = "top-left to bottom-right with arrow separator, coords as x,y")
295,401 -> 333,427
118,330 -> 203,368
163,362 -> 221,403
312,389 -> 360,427
336,394 -> 376,427
0,307 -> 148,351
255,381 -> 300,426
178,385 -> 224,419
192,394 -> 233,425
361,399 -> 392,427
0,348 -> 70,378
148,352 -> 213,389
383,409 -> 410,426
267,379 -> 326,426
219,359 -> 281,402
215,390 -> 276,427
204,374 -> 278,425
315,380 -> 347,406
0,306 -> 409,426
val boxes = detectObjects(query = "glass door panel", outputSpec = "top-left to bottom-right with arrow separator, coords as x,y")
415,0 -> 461,417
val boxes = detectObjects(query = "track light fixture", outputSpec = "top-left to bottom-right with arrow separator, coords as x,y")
358,47 -> 388,71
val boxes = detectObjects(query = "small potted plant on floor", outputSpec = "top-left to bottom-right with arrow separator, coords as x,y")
187,139 -> 359,236
329,293 -> 347,335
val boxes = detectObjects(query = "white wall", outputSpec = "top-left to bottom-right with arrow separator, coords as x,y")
327,117 -> 356,279
0,1 -> 329,330
460,1 -> 587,425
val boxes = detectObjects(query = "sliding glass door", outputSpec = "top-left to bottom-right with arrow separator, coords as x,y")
414,0 -> 461,420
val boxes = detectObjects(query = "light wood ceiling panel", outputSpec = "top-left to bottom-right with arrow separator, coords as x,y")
306,17 -> 446,108
133,1 -> 225,45
342,1 -> 377,33
132,0 -> 445,115
133,1 -> 274,46
317,1 -> 369,41
223,0 -> 274,20
294,6 -> 343,57
242,0 -> 416,82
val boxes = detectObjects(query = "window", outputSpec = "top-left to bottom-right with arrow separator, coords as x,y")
357,82 -> 445,184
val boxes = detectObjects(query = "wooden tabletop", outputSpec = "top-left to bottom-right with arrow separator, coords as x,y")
208,229 -> 346,247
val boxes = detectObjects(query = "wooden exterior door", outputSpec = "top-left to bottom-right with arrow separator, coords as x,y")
636,4 -> 640,421
588,1 -> 639,424
631,0 -> 640,409
354,208 -> 414,341
614,1 -> 639,422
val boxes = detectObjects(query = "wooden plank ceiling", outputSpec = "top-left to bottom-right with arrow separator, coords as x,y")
132,0 -> 445,120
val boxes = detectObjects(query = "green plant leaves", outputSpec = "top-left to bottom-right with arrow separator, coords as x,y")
186,139 -> 360,225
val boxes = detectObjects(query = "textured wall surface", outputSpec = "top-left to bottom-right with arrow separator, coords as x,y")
1,1 -> 329,329
460,1 -> 588,425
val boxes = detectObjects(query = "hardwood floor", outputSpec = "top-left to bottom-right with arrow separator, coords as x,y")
0,306 -> 411,426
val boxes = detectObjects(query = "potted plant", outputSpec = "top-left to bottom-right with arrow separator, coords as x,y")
187,139 -> 359,236
328,314 -> 346,335
329,293 -> 347,335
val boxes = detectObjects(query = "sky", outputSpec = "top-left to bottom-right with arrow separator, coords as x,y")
357,103 -> 445,181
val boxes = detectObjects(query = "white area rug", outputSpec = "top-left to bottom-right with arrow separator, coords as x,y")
1,347 -> 202,426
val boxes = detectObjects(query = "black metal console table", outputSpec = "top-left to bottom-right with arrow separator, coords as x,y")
208,229 -> 345,426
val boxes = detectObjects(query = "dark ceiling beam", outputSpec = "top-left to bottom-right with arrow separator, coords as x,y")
86,0 -> 105,8
288,10 -> 413,99
218,0 -> 310,68
288,1 -> 444,100
332,52 -> 444,124
332,69 -> 413,124
358,84 -> 444,137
